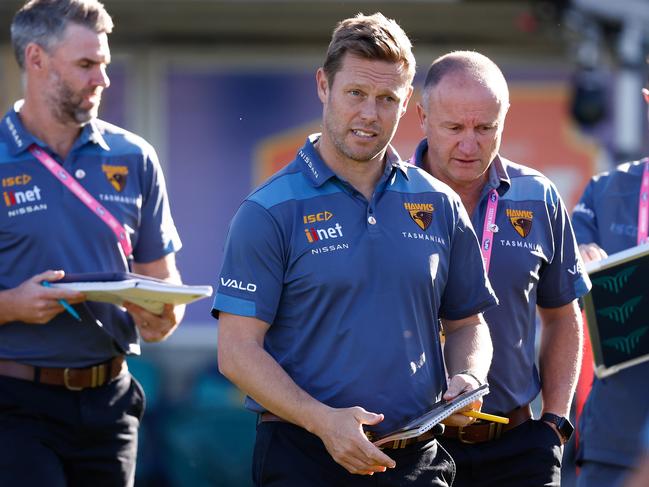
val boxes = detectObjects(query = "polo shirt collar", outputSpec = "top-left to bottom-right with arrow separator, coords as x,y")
76,120 -> 110,152
2,100 -> 110,157
299,133 -> 409,187
2,101 -> 38,156
486,154 -> 511,197
411,138 -> 428,168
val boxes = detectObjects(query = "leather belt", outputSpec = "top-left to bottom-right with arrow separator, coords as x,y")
442,404 -> 532,444
259,412 -> 287,423
374,430 -> 437,450
260,412 -> 438,450
0,356 -> 126,391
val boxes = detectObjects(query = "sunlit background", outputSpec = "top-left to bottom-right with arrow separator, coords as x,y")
1,1 -> 647,485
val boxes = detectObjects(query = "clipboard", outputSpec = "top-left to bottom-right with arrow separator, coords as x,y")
583,243 -> 649,378
368,383 -> 489,447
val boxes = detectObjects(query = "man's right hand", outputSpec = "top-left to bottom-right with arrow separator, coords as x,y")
0,270 -> 85,325
312,406 -> 396,476
579,243 -> 608,263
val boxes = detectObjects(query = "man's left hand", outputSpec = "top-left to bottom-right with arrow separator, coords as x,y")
542,419 -> 566,445
440,373 -> 482,427
124,302 -> 181,342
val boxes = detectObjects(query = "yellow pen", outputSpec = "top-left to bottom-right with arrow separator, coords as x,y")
461,410 -> 510,424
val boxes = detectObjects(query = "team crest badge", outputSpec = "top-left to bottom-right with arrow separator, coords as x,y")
404,202 -> 434,231
102,164 -> 128,192
506,208 -> 533,238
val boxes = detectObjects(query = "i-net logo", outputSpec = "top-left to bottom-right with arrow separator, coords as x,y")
3,185 -> 42,207
304,222 -> 344,243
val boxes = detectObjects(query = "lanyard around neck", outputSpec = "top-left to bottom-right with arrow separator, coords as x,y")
480,189 -> 499,274
29,145 -> 133,257
638,159 -> 649,245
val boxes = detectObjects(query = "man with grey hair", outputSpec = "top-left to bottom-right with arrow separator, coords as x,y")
412,51 -> 591,486
0,1 -> 184,485
213,15 -> 496,486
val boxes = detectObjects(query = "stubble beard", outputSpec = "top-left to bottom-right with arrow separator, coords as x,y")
324,113 -> 387,164
48,70 -> 100,126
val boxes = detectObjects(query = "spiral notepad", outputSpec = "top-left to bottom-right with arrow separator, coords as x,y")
370,383 -> 490,447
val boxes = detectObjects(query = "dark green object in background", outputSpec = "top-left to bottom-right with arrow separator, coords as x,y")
584,244 -> 649,378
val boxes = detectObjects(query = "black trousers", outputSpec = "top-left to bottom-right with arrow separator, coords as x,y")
252,421 -> 455,487
439,419 -> 562,487
0,372 -> 144,487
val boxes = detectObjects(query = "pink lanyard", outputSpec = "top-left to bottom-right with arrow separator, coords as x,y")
638,160 -> 649,245
480,189 -> 499,274
29,145 -> 133,257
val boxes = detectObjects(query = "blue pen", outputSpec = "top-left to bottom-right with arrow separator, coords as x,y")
42,281 -> 82,322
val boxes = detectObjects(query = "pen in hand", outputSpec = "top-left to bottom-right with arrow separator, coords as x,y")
461,410 -> 510,424
41,281 -> 82,322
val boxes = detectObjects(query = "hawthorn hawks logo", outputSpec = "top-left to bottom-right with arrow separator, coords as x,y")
102,164 -> 128,192
404,202 -> 434,231
506,208 -> 533,238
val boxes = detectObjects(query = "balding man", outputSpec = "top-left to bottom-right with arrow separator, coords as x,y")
412,51 -> 591,487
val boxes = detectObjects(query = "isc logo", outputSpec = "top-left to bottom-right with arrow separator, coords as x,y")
2,174 -> 32,187
303,211 -> 333,224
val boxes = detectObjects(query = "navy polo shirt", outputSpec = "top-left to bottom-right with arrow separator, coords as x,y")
572,160 -> 649,468
413,139 -> 591,414
213,134 -> 497,435
0,101 -> 181,367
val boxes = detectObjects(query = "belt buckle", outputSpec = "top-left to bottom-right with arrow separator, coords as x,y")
458,422 -> 503,444
457,425 -> 476,444
63,368 -> 83,391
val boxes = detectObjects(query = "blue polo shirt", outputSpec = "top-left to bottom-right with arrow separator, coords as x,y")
212,134 -> 497,435
572,159 -> 649,468
413,140 -> 591,414
0,101 -> 181,367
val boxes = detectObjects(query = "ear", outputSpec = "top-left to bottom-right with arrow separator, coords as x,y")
399,85 -> 414,119
24,42 -> 47,72
643,88 -> 649,105
316,67 -> 329,104
416,102 -> 427,131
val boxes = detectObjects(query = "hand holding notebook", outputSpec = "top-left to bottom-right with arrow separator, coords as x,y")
368,384 -> 491,447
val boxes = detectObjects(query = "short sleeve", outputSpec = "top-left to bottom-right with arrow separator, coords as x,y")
133,145 -> 182,262
537,186 -> 591,308
211,200 -> 285,324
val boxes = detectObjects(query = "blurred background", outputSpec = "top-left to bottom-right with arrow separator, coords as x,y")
1,0 -> 648,485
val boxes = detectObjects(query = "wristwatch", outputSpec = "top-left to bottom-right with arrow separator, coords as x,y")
541,413 -> 574,442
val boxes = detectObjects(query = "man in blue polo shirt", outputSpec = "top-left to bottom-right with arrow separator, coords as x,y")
571,81 -> 649,487
213,13 -> 496,487
413,51 -> 591,487
0,1 -> 183,485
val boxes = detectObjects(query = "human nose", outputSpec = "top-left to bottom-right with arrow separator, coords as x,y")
358,97 -> 378,122
458,131 -> 478,154
93,65 -> 110,89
